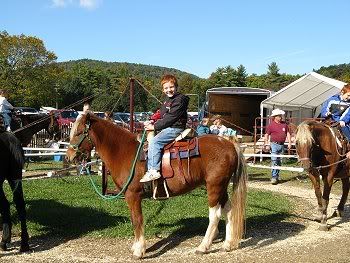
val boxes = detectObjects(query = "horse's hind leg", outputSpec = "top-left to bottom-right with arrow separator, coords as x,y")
0,181 -> 12,251
221,199 -> 235,251
333,177 -> 350,217
125,192 -> 145,259
9,180 -> 29,252
196,203 -> 222,254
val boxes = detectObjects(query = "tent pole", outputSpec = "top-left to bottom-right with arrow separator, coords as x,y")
260,103 -> 264,162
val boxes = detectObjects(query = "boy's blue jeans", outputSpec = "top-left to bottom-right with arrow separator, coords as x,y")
147,127 -> 183,171
341,125 -> 350,141
270,142 -> 284,179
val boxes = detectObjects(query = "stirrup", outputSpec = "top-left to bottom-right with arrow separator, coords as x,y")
152,180 -> 169,200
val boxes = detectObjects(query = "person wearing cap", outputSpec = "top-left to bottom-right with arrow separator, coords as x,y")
209,115 -> 227,136
321,83 -> 350,140
0,89 -> 14,131
140,74 -> 189,183
264,109 -> 291,185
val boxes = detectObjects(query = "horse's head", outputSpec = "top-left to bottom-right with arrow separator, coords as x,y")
66,113 -> 94,163
47,112 -> 60,140
295,122 -> 315,170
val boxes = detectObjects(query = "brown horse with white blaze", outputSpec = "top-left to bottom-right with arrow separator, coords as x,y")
66,113 -> 247,259
295,120 -> 350,230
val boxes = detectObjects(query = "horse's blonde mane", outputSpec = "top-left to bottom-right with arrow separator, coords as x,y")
70,113 -> 136,143
295,121 -> 314,146
70,117 -> 82,140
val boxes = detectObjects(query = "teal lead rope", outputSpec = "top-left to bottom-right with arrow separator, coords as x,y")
85,129 -> 147,200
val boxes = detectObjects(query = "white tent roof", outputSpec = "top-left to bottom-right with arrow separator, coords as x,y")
261,72 -> 347,110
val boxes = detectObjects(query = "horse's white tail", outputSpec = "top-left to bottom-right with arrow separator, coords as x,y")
295,121 -> 314,147
230,144 -> 248,249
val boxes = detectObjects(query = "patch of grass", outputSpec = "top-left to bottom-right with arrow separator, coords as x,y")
3,175 -> 295,240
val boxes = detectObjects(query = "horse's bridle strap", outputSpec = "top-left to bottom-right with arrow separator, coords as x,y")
69,124 -> 93,154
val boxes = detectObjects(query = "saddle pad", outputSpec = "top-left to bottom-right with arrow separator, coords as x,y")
139,137 -> 200,161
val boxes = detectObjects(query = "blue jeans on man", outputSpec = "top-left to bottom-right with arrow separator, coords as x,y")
0,112 -> 11,130
147,127 -> 184,171
271,142 -> 284,180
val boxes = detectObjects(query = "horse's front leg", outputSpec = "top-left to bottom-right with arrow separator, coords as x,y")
0,181 -> 12,251
10,180 -> 29,252
308,172 -> 323,221
125,191 -> 145,259
319,176 -> 333,231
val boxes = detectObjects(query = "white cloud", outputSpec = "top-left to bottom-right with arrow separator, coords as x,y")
79,0 -> 101,10
52,0 -> 67,7
51,0 -> 102,10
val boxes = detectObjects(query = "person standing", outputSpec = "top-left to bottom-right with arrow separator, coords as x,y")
264,109 -> 291,185
104,111 -> 114,122
76,102 -> 91,121
140,74 -> 189,182
0,89 -> 14,131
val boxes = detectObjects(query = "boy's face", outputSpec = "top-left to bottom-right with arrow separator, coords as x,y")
162,81 -> 177,98
341,91 -> 350,101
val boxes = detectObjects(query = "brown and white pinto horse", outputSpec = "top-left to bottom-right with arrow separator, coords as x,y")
295,120 -> 350,230
66,113 -> 247,259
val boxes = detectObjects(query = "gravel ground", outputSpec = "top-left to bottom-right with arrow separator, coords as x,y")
1,180 -> 350,263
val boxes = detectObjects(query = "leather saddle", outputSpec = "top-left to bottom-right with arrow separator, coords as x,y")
323,119 -> 349,154
140,136 -> 200,184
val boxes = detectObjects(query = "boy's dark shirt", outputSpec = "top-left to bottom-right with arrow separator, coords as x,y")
154,92 -> 189,131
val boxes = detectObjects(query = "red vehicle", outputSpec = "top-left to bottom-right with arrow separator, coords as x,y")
51,109 -> 79,126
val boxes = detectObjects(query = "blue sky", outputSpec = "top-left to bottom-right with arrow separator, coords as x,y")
1,0 -> 350,78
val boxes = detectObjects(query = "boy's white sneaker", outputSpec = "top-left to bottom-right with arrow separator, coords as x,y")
140,169 -> 161,183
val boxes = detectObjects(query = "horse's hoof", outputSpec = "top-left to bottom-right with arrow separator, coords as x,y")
195,249 -> 206,255
132,254 -> 143,260
318,224 -> 329,231
332,210 -> 344,217
19,243 -> 30,252
312,214 -> 322,222
221,242 -> 235,252
0,242 -> 7,251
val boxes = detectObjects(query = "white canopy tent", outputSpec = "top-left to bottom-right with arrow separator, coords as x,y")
260,72 -> 347,124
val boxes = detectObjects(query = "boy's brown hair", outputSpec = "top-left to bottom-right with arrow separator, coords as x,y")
161,74 -> 178,88
341,84 -> 350,94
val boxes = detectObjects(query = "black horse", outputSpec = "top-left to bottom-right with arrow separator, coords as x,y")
11,112 -> 60,146
0,117 -> 30,252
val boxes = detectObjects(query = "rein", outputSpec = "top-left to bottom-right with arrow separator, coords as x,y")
73,126 -> 147,200
312,158 -> 348,170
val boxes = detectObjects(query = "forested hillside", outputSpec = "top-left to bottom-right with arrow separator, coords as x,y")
1,31 -> 349,112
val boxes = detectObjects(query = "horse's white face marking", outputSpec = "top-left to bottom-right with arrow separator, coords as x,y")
70,118 -> 82,140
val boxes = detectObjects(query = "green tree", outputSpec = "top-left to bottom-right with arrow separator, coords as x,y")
0,31 -> 62,108
236,64 -> 248,86
267,62 -> 280,77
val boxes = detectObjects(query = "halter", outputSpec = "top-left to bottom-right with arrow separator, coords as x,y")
69,122 -> 93,158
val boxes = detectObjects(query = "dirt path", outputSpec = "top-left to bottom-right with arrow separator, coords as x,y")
1,181 -> 350,263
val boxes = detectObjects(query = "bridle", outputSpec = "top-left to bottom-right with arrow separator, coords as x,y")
297,139 -> 348,172
69,121 -> 94,158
